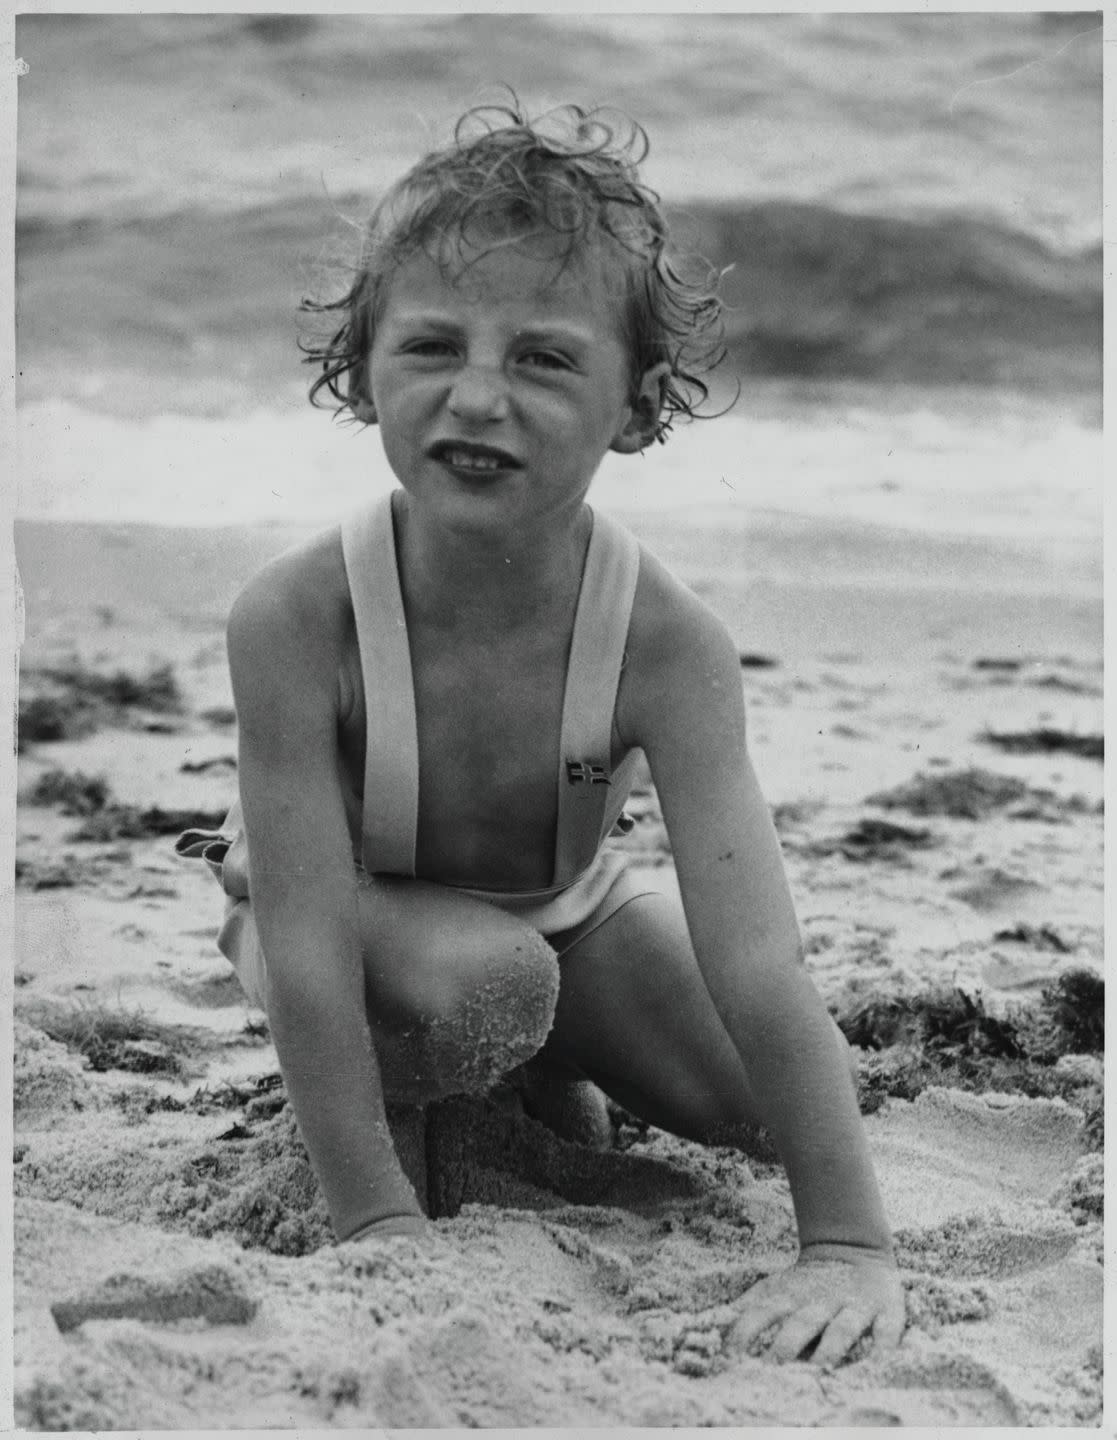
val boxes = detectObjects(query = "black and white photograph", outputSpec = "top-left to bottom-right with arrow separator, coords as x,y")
9,9 -> 1104,1428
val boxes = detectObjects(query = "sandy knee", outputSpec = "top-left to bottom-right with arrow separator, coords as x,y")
358,880 -> 561,1102
422,927 -> 560,1095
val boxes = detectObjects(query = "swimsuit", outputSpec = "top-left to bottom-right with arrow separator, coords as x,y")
176,491 -> 658,1006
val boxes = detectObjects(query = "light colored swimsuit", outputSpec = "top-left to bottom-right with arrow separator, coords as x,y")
177,492 -> 657,1006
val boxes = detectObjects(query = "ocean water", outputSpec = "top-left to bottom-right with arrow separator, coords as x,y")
13,12 -> 1104,536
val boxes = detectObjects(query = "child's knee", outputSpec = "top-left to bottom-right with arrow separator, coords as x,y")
358,882 -> 561,1101
422,927 -> 560,1094
370,918 -> 556,1032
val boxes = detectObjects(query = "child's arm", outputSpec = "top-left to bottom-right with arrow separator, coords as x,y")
226,573 -> 426,1243
625,579 -> 903,1362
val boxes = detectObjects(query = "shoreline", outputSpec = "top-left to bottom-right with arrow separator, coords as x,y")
15,507 -> 1102,669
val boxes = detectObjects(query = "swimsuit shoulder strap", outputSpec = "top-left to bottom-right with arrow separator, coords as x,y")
340,491 -> 418,876
553,507 -> 642,886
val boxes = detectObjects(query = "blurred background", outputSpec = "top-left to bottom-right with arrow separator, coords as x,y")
13,11 -> 1104,656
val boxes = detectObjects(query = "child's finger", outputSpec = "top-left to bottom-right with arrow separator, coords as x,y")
871,1298 -> 907,1353
728,1301 -> 790,1357
810,1306 -> 875,1368
767,1302 -> 839,1363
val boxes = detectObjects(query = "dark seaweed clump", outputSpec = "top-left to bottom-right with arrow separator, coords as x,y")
839,968 -> 1103,1139
27,768 -> 112,815
20,1001 -> 205,1078
805,816 -> 935,862
1040,968 -> 1104,1055
72,804 -> 229,842
980,727 -> 1103,761
994,923 -> 1072,954
14,852 -> 123,891
18,661 -> 184,750
840,987 -> 1024,1060
866,766 -> 1068,820
25,766 -> 226,841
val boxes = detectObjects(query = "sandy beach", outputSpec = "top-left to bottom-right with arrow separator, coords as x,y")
11,501 -> 1103,1428
10,15 -> 1103,1425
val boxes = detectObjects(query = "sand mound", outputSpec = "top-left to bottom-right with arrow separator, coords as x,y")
13,1018 -> 100,1124
14,1079 -> 1101,1427
16,1106 -> 334,1255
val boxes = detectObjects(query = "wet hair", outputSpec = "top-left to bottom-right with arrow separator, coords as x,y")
299,98 -> 727,443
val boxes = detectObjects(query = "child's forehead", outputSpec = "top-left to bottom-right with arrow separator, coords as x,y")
386,228 -> 632,316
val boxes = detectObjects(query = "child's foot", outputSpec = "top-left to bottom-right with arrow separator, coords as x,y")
512,1059 -> 614,1149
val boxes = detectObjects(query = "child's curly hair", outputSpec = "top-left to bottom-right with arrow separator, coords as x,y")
300,98 -> 727,443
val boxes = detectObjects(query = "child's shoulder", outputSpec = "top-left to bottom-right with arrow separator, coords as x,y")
627,529 -> 736,667
226,524 -> 356,697
229,524 -> 349,637
615,527 -> 741,745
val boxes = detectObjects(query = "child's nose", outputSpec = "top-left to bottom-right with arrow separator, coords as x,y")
446,365 -> 510,423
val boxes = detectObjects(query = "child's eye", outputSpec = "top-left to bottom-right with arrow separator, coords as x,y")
401,338 -> 457,359
520,350 -> 574,372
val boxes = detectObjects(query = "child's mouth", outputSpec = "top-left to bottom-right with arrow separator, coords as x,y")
429,441 -> 521,476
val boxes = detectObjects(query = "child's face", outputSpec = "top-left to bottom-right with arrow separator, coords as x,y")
364,232 -> 660,534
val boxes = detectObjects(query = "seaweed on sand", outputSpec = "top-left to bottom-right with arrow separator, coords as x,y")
27,768 -> 112,815
839,972 -> 1104,1132
111,1072 -> 288,1123
33,659 -> 183,713
980,727 -> 1103,761
188,1072 -> 287,1119
866,767 -> 1057,820
839,987 -> 1024,1061
17,695 -> 97,747
1039,968 -> 1104,1056
805,817 -> 936,862
24,767 -> 227,841
994,923 -> 1072,953
71,803 -> 228,841
18,660 -> 184,749
15,855 -> 84,890
19,1001 -> 207,1078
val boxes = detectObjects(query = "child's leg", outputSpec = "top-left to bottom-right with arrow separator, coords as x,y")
538,890 -> 854,1146
355,876 -> 561,1105
511,1053 -> 614,1148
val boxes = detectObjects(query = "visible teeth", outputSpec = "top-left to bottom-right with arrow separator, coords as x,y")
447,449 -> 503,471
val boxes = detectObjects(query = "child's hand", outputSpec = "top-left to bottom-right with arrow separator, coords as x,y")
729,1248 -> 905,1368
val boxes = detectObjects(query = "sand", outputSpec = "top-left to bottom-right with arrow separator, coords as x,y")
11,508 -> 1103,1428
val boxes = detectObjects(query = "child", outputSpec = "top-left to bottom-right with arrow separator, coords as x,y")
179,101 -> 903,1367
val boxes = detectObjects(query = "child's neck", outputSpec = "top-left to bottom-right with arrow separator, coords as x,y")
394,496 -> 593,630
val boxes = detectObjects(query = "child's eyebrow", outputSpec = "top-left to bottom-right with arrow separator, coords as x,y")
512,324 -> 598,351
386,310 -> 464,333
386,311 -> 602,352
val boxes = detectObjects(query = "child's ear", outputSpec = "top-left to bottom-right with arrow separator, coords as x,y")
348,366 -> 378,425
610,362 -> 671,454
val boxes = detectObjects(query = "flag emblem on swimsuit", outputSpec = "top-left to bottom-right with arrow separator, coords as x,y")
566,760 -> 610,785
